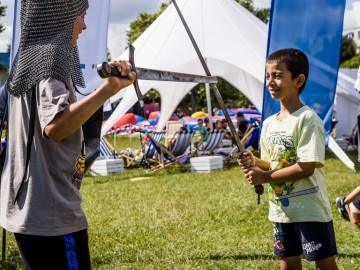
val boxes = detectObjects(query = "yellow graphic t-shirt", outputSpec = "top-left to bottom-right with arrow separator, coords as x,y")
261,106 -> 332,223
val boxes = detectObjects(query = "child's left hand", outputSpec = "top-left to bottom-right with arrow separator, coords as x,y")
244,166 -> 266,186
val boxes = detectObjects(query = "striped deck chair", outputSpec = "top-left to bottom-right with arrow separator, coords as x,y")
100,137 -> 114,157
140,131 -> 165,168
100,137 -> 136,167
196,130 -> 224,155
147,130 -> 195,172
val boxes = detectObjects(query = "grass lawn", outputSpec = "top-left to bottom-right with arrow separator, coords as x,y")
2,134 -> 360,269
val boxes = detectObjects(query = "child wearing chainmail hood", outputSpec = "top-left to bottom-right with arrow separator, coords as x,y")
238,48 -> 338,270
0,0 -> 136,269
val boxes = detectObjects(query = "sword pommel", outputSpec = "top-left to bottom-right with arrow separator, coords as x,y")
97,62 -> 121,79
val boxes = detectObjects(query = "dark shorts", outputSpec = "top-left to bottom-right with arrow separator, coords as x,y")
14,229 -> 91,270
272,221 -> 337,261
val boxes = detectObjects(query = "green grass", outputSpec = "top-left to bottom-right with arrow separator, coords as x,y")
1,135 -> 360,269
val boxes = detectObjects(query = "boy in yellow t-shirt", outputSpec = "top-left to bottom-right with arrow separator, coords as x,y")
239,48 -> 338,270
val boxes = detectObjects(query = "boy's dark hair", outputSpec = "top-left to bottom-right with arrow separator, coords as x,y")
266,48 -> 309,93
237,112 -> 244,117
197,118 -> 203,123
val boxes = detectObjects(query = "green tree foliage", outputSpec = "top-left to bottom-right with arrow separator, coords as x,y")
0,2 -> 5,33
235,0 -> 270,23
127,3 -> 168,44
143,89 -> 161,104
340,53 -> 360,69
339,36 -> 359,68
340,36 -> 356,64
126,0 -> 269,114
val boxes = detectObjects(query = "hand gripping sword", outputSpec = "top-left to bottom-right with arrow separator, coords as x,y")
171,0 -> 264,204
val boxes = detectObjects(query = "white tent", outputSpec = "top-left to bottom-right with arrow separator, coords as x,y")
336,69 -> 360,138
101,0 -> 357,170
101,0 -> 267,135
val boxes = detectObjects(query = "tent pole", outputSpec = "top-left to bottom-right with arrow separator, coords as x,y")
205,59 -> 213,131
205,82 -> 213,132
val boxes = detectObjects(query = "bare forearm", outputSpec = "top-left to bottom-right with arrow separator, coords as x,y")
244,162 -> 316,186
256,163 -> 315,184
45,60 -> 136,142
45,81 -> 114,141
254,156 -> 270,170
344,186 -> 360,204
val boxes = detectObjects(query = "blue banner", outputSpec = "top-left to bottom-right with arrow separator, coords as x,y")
262,0 -> 346,138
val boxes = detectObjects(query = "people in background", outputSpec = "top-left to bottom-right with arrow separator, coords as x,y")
336,186 -> 360,228
194,118 -> 208,150
236,112 -> 252,140
204,117 -> 211,132
215,120 -> 223,131
220,118 -> 232,139
167,126 -> 188,150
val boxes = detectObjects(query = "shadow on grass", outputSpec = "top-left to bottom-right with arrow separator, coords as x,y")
337,253 -> 360,259
197,253 -> 360,261
193,254 -> 276,261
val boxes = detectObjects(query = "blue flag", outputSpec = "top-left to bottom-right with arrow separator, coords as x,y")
262,0 -> 346,139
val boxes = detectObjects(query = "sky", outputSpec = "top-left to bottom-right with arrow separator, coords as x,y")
0,0 -> 359,58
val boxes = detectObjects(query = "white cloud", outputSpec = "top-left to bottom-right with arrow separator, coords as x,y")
253,0 -> 271,9
108,23 -> 129,58
343,1 -> 360,30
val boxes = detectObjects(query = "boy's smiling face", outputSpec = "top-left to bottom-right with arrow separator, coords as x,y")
265,61 -> 302,102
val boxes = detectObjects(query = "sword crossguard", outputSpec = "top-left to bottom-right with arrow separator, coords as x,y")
128,44 -> 144,102
96,45 -> 144,103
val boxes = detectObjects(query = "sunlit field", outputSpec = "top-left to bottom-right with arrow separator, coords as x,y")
2,134 -> 359,270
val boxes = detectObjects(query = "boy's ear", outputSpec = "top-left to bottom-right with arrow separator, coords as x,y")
296,74 -> 306,88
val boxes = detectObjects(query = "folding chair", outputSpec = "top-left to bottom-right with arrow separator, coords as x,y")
139,131 -> 166,168
196,130 -> 224,155
147,130 -> 195,172
99,137 -> 115,157
344,124 -> 358,151
100,137 -> 135,167
165,121 -> 184,147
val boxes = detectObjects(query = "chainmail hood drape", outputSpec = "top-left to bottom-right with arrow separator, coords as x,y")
6,0 -> 89,96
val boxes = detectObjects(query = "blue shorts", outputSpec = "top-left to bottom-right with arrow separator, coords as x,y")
272,221 -> 337,261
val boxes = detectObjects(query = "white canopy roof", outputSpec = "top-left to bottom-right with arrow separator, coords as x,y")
101,0 -> 268,135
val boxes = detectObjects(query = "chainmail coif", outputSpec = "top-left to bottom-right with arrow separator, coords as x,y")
6,0 -> 89,97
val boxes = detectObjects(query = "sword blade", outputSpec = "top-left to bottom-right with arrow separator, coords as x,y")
97,62 -> 217,84
135,67 -> 217,83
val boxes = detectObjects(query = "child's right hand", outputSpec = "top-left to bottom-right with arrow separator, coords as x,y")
103,60 -> 137,96
237,149 -> 255,170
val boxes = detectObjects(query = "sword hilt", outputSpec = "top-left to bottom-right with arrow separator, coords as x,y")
96,46 -> 145,108
97,62 -> 121,78
231,146 -> 264,203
